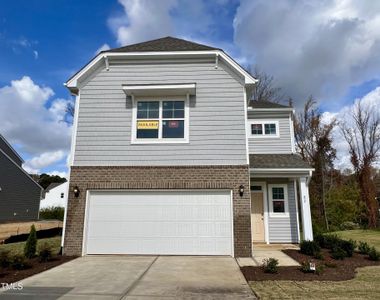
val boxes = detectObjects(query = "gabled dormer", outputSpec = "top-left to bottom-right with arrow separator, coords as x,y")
247,101 -> 295,154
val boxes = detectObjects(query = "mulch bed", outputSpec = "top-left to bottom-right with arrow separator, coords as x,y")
241,248 -> 380,281
0,256 -> 77,284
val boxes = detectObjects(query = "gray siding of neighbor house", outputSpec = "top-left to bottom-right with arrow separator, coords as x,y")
74,58 -> 248,166
0,153 -> 41,222
0,137 -> 23,166
266,179 -> 299,243
247,111 -> 293,154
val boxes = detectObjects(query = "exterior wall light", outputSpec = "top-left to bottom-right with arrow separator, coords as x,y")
239,185 -> 245,197
73,186 -> 80,198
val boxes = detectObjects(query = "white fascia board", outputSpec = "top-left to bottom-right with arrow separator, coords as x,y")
65,50 -> 257,89
122,83 -> 196,96
251,168 -> 315,172
247,108 -> 294,112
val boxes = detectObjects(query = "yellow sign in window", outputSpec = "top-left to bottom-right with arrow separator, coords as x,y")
137,120 -> 159,129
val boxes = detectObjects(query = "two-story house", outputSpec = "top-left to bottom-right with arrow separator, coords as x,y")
0,134 -> 42,222
63,37 -> 313,257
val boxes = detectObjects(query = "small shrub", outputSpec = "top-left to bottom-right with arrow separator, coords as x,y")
11,255 -> 30,270
340,221 -> 360,230
300,240 -> 321,256
331,247 -> 347,260
358,241 -> 371,255
0,250 -> 11,268
300,260 -> 323,274
325,261 -> 337,268
321,234 -> 341,249
24,225 -> 38,259
39,206 -> 65,221
314,251 -> 324,260
262,258 -> 279,274
339,239 -> 356,257
368,247 -> 380,261
38,243 -> 53,262
315,264 -> 325,275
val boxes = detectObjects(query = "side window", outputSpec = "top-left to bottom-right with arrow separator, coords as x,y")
269,184 -> 288,215
251,124 -> 263,135
60,193 -> 64,199
249,121 -> 279,137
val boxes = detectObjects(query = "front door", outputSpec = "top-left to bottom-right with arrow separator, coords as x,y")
251,191 -> 265,242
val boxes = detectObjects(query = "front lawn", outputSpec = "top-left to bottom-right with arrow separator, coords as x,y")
0,236 -> 62,255
330,229 -> 380,251
251,266 -> 380,299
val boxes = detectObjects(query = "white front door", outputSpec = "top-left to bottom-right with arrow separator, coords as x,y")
84,190 -> 233,255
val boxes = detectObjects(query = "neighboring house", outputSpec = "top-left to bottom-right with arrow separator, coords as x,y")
0,134 -> 42,222
63,37 -> 313,257
40,182 -> 69,209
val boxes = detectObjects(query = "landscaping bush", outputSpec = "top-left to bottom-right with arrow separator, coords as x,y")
317,234 -> 341,249
11,255 -> 30,270
358,241 -> 371,255
331,247 -> 347,260
38,243 -> 53,262
314,251 -> 324,260
368,247 -> 380,261
0,250 -> 11,268
262,258 -> 279,274
340,221 -> 360,230
339,239 -> 356,257
24,225 -> 37,259
300,240 -> 321,256
39,206 -> 65,221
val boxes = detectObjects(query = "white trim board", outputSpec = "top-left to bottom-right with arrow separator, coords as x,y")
65,50 -> 257,90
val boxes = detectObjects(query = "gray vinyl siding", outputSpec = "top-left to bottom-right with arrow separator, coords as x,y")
266,179 -> 299,243
0,138 -> 23,166
0,153 -> 41,222
74,58 -> 247,166
247,111 -> 293,154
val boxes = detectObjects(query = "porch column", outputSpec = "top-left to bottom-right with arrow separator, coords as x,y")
299,177 -> 313,241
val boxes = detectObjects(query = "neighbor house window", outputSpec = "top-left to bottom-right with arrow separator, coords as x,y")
60,193 -> 64,199
134,99 -> 188,142
268,184 -> 288,216
249,121 -> 279,137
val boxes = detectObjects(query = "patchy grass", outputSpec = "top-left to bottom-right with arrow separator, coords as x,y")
0,236 -> 61,256
329,230 -> 380,251
250,266 -> 380,300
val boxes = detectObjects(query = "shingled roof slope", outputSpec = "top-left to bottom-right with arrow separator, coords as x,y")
249,154 -> 311,169
249,100 -> 291,109
103,36 -> 220,53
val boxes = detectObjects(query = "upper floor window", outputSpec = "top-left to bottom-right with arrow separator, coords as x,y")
248,120 -> 279,138
133,98 -> 188,143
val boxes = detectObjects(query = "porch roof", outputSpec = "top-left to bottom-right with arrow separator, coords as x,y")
249,154 -> 313,177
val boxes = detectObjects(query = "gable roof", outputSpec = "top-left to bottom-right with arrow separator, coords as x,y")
0,134 -> 24,164
104,36 -> 220,53
249,154 -> 312,169
65,36 -> 257,91
249,100 -> 291,109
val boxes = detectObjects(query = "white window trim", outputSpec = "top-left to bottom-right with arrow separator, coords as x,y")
268,184 -> 289,217
131,95 -> 189,144
247,120 -> 280,138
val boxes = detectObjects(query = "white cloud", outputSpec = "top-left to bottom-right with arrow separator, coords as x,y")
109,0 -> 177,45
322,85 -> 380,170
0,76 -> 72,172
24,150 -> 65,170
33,50 -> 38,59
233,0 -> 380,107
47,170 -> 68,179
95,43 -> 111,55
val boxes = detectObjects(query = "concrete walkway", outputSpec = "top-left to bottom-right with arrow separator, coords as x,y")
237,244 -> 300,267
0,256 -> 256,299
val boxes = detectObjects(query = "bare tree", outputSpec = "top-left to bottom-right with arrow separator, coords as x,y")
294,97 -> 337,230
61,101 -> 75,125
340,99 -> 380,228
249,66 -> 285,103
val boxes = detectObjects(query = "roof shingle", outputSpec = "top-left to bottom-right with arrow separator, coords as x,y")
249,154 -> 312,169
103,36 -> 219,53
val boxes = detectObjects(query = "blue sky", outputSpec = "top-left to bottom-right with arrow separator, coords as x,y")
0,0 -> 379,176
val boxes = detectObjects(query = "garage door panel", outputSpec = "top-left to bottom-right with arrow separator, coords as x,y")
85,191 -> 233,255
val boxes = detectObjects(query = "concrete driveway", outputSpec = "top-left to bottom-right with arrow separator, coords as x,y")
0,256 -> 255,299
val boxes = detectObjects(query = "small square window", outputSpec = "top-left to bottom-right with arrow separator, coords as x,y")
137,101 -> 159,119
60,193 -> 64,199
163,101 -> 184,118
251,124 -> 263,135
265,123 -> 277,135
272,187 -> 284,199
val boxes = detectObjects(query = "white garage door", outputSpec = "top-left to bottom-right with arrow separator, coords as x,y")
85,190 -> 233,255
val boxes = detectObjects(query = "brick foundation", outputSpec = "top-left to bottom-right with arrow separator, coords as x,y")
63,165 -> 251,257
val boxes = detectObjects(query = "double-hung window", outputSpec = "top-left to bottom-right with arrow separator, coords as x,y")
133,98 -> 188,143
249,120 -> 279,137
268,184 -> 288,216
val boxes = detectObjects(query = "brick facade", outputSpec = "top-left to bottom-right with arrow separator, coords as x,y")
64,165 -> 252,257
